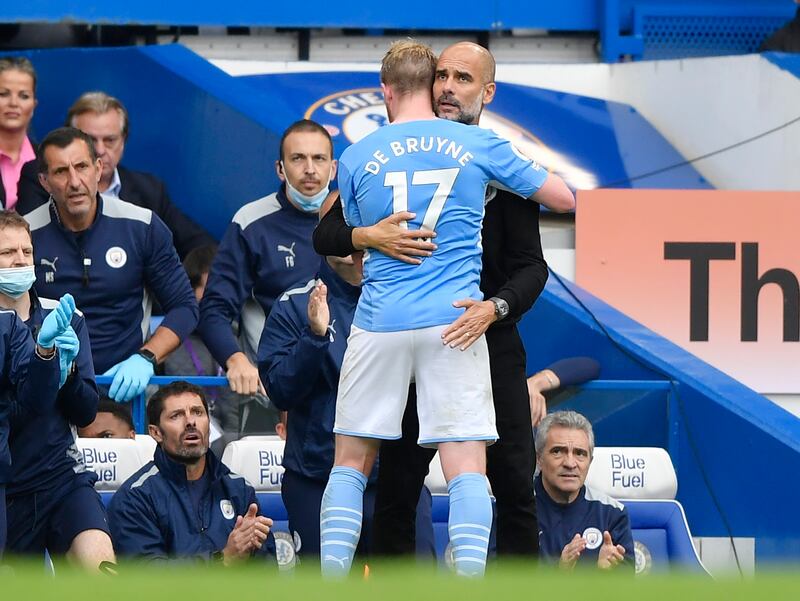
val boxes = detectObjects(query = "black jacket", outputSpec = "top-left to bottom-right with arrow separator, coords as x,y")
760,8 -> 800,53
313,191 -> 548,327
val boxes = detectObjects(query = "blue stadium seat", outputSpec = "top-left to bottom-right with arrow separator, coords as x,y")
77,434 -> 155,504
627,499 -> 707,574
586,447 -> 708,575
221,437 -> 296,568
81,432 -> 704,573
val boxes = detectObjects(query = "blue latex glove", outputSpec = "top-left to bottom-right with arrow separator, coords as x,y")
37,294 -> 76,348
53,326 -> 79,388
103,353 -> 155,403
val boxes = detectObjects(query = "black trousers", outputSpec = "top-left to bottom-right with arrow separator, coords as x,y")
373,325 -> 538,558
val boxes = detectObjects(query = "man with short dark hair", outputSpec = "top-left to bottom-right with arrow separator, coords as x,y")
16,91 -> 214,260
108,380 -> 276,564
24,127 -> 198,403
198,119 -> 337,429
535,410 -> 633,571
78,399 -> 135,439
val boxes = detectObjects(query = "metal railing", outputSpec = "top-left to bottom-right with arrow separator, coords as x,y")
95,375 -> 230,433
95,376 -> 671,434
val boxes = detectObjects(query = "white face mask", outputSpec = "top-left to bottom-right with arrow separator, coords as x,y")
0,265 -> 36,299
282,162 -> 333,213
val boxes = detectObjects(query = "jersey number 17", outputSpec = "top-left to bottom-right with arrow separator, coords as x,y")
383,168 -> 460,232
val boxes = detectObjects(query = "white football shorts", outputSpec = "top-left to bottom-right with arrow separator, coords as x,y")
334,324 -> 497,446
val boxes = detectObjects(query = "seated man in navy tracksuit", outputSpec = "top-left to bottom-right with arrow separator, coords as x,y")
108,381 -> 276,565
258,196 -> 434,560
534,410 -> 634,570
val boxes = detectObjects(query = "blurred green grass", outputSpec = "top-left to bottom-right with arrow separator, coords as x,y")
2,560 -> 798,601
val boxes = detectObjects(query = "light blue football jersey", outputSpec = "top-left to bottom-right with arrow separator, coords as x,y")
339,118 -> 548,332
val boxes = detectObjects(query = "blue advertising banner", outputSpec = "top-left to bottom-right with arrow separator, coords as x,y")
241,71 -> 712,192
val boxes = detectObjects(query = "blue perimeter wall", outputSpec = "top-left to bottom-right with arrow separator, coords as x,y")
8,44 -> 296,240
8,43 -> 800,563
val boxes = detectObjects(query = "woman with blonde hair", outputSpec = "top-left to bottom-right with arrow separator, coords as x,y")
0,57 -> 38,210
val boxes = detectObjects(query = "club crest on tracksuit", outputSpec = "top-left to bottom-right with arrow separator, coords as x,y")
105,246 -> 127,269
219,499 -> 235,520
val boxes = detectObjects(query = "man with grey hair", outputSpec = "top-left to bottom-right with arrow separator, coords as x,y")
17,91 -> 214,260
534,410 -> 634,570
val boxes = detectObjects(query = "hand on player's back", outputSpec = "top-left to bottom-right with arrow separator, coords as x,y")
354,211 -> 437,265
441,299 -> 496,351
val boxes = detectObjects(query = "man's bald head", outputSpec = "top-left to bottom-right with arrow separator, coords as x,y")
439,42 -> 496,85
433,41 -> 497,125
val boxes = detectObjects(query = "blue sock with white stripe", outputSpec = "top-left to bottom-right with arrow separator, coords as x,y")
320,466 -> 367,578
447,472 -> 492,577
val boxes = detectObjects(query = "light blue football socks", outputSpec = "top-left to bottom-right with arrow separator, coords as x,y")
447,472 -> 492,577
320,466 -> 367,578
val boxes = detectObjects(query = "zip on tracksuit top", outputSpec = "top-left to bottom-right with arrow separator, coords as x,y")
198,185 -> 320,366
535,474 -> 635,569
108,445 -> 276,563
25,195 -> 198,374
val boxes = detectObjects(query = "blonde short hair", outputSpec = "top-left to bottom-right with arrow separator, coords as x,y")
0,57 -> 36,93
380,39 -> 437,95
66,91 -> 129,140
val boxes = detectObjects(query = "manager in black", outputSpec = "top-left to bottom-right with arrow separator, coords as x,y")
313,42 -> 575,560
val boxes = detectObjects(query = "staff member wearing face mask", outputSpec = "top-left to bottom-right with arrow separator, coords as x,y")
0,210 -> 115,570
198,120 -> 337,432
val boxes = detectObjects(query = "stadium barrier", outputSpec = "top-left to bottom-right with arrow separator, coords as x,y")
86,376 -> 709,571
88,374 -> 704,571
2,1 -> 793,63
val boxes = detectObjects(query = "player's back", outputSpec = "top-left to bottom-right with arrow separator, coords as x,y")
338,118 -> 544,332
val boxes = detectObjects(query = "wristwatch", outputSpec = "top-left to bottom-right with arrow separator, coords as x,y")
137,348 -> 158,367
489,297 -> 509,321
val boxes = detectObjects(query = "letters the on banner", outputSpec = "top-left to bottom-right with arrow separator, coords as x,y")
576,189 -> 800,394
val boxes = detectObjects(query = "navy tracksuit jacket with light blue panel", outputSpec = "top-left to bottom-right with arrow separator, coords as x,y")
0,309 -> 62,552
199,186 -> 320,365
25,195 -> 198,374
535,474 -> 634,568
108,446 -> 276,563
8,293 -> 98,497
